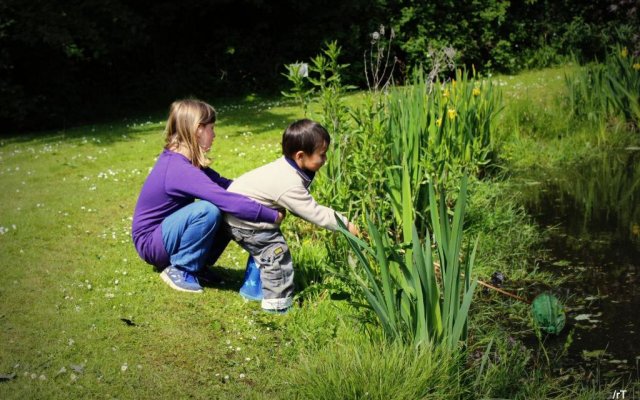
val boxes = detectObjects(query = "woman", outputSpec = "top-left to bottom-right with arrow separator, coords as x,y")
131,99 -> 284,293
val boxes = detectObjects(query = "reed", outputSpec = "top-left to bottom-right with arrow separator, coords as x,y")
564,45 -> 640,130
338,175 -> 477,350
385,68 -> 501,233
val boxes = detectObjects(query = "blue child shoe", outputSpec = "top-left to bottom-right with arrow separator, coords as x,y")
239,256 -> 263,301
160,265 -> 203,293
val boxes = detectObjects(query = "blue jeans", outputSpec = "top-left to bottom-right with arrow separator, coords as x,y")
161,201 -> 230,273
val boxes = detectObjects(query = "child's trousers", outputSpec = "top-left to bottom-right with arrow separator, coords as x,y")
161,201 -> 230,273
227,226 -> 293,311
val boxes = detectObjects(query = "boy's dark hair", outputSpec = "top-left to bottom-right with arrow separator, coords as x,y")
282,119 -> 330,158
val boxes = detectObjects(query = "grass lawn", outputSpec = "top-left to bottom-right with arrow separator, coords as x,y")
0,97 -> 322,398
0,66 -> 627,398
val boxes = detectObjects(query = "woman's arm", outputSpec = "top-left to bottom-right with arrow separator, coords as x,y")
166,159 -> 278,223
203,168 -> 233,189
202,167 -> 286,223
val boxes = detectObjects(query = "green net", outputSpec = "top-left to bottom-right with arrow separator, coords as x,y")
531,293 -> 566,334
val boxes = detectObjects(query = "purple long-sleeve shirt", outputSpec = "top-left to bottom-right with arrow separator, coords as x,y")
132,149 -> 278,267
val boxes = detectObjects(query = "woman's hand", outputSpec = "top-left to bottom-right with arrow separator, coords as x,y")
275,209 -> 287,224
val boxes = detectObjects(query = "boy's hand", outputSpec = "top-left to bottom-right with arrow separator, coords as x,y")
275,209 -> 286,224
347,222 -> 360,236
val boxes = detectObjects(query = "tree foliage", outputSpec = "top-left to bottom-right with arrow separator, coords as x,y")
1,0 -> 636,132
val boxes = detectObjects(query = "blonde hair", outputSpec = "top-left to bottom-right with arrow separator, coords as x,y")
164,99 -> 216,168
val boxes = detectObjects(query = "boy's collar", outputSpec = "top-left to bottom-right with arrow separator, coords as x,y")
284,156 -> 315,182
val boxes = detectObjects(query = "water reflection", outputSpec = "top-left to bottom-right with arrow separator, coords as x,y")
519,148 -> 640,380
523,148 -> 640,245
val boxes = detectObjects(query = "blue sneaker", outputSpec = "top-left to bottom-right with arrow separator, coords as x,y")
160,265 -> 203,293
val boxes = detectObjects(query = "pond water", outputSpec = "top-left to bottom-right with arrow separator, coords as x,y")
520,148 -> 640,382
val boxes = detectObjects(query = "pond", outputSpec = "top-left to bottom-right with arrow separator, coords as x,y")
520,148 -> 640,382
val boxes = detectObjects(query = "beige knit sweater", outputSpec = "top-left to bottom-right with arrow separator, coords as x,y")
225,157 -> 348,231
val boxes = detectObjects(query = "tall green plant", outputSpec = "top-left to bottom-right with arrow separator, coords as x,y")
386,71 -> 429,233
305,42 -> 356,213
283,41 -> 360,214
605,46 -> 640,126
283,43 -> 391,278
307,41 -> 355,135
281,62 -> 313,116
385,68 -> 501,233
565,45 -> 640,131
338,175 -> 478,350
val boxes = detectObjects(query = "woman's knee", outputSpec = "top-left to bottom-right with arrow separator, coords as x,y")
193,201 -> 222,225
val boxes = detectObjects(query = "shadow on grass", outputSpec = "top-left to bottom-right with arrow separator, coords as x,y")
0,110 -> 166,146
1,95 -> 300,147
215,97 -> 300,138
148,263 -> 247,293
203,264 -> 247,292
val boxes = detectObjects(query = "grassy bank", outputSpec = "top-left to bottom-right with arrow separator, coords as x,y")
0,66 -> 626,398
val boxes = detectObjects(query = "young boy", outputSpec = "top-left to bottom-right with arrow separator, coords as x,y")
225,119 -> 359,313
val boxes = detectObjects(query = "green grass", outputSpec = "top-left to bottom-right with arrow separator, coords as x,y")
0,70 -> 624,398
0,99 -> 311,398
286,333 -> 465,400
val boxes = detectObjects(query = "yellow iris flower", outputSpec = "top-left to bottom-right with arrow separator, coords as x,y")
621,47 -> 628,58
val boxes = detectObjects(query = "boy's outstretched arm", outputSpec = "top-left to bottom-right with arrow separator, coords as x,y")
277,186 -> 350,231
347,221 -> 360,236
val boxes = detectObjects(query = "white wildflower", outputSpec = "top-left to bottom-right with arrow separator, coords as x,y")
290,62 -> 309,78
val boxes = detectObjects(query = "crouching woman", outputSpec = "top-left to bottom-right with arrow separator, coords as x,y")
131,99 -> 283,293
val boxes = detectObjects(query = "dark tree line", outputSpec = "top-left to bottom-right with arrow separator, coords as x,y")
1,0 -> 637,132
